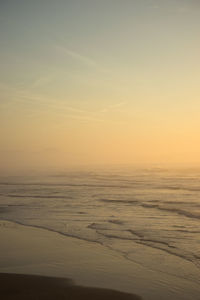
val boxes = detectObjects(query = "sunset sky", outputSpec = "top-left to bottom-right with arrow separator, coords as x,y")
1,0 -> 200,171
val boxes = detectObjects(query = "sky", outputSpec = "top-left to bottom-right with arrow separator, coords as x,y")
1,0 -> 200,172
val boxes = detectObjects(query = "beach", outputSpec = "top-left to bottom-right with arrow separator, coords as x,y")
1,0 -> 200,298
0,220 -> 143,299
1,219 -> 200,300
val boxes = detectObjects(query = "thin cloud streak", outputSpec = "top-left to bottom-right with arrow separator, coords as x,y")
0,87 -> 105,122
100,102 -> 126,113
1,83 -> 126,116
54,44 -> 111,74
55,45 -> 97,67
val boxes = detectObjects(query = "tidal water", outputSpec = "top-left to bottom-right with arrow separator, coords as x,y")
1,166 -> 200,291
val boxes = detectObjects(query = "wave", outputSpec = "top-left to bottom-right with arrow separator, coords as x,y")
162,200 -> 198,205
127,230 -> 176,248
86,223 -> 200,269
99,199 -> 200,221
108,219 -> 124,225
2,181 -> 200,194
0,182 -> 131,189
2,194 -> 73,200
1,218 -> 104,246
1,217 -> 200,280
99,198 -> 200,220
94,228 -> 200,271
156,185 -> 200,192
99,199 -> 139,204
141,203 -> 200,220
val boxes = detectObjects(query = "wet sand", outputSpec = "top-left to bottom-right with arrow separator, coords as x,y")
1,220 -> 200,300
0,220 -> 144,299
0,273 -> 141,300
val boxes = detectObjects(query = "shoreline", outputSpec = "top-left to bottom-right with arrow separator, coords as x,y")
1,220 -> 200,300
0,220 -> 146,298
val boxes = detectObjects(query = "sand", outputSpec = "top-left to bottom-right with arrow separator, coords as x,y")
1,220 -> 200,300
0,220 -> 145,299
0,273 -> 141,300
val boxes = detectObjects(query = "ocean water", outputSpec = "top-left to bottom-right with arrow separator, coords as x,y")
1,166 -> 200,288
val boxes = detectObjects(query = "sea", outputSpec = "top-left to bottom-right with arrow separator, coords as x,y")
1,165 -> 200,295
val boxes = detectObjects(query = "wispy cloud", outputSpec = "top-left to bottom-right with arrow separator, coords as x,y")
0,85 -> 105,122
100,101 -> 126,113
31,75 -> 54,88
55,45 -> 98,67
1,82 -> 126,123
54,44 -> 111,74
